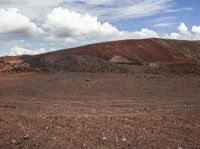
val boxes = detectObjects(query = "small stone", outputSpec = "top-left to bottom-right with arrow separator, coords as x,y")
122,138 -> 127,141
85,78 -> 90,82
115,138 -> 119,142
147,75 -> 156,78
12,139 -> 16,143
23,134 -> 29,140
103,137 -> 107,140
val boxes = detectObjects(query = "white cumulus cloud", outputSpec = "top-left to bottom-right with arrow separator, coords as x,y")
165,22 -> 200,40
9,47 -> 46,56
0,8 -> 45,35
192,25 -> 200,34
178,22 -> 190,35
45,7 -> 159,44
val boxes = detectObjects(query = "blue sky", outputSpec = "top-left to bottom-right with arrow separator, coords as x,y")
0,0 -> 200,56
112,0 -> 200,32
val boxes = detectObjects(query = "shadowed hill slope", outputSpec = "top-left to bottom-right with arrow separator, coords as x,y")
158,39 -> 200,63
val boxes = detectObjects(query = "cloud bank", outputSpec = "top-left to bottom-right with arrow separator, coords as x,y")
9,47 -> 46,56
45,7 -> 159,44
0,8 -> 45,35
166,23 -> 200,40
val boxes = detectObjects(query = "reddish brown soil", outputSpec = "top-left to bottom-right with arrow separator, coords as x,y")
0,38 -> 200,148
0,69 -> 200,149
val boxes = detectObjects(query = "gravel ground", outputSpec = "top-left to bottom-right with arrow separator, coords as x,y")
0,71 -> 200,149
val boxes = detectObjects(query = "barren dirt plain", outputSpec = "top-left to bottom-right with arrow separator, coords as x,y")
0,67 -> 200,149
0,38 -> 200,149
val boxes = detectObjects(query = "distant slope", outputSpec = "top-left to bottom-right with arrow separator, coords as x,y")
43,38 -> 200,63
1,38 -> 200,73
158,39 -> 200,63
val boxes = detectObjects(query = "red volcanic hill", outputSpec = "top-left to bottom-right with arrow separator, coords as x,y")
43,38 -> 200,63
0,38 -> 200,73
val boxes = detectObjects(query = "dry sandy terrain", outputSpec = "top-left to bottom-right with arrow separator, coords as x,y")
0,69 -> 200,149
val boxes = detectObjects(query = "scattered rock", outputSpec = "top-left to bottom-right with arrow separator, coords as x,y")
115,137 -> 119,142
0,105 -> 16,109
11,139 -> 16,144
110,55 -> 143,65
122,137 -> 127,141
23,134 -> 30,140
147,75 -> 156,78
85,78 -> 90,82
